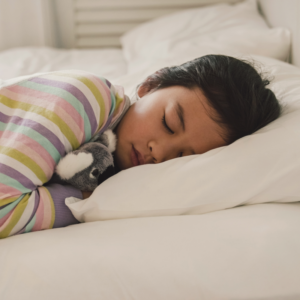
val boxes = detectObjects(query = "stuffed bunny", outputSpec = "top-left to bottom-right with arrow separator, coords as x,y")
49,130 -> 117,191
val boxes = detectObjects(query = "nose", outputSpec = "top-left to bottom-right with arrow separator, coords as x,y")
148,138 -> 179,163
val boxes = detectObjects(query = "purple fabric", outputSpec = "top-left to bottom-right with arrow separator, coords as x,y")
0,163 -> 36,190
29,77 -> 98,134
0,111 -> 65,156
97,113 -> 114,135
105,79 -> 111,88
15,192 -> 39,235
45,183 -> 82,228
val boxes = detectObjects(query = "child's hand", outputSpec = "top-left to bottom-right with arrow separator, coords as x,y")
82,191 -> 93,199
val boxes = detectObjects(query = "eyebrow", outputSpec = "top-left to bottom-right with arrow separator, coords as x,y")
175,102 -> 185,131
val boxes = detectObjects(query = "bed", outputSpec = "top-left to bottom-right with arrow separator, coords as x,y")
1,1 -> 300,299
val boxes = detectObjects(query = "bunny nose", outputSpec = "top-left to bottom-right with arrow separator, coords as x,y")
97,165 -> 116,185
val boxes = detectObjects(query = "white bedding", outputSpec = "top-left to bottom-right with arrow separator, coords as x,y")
0,47 -> 127,81
1,203 -> 300,300
0,1 -> 299,299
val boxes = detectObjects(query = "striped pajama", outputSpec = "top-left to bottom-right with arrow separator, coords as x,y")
0,70 -> 130,238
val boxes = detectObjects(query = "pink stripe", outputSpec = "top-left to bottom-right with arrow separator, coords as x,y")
89,74 -> 112,107
0,129 -> 55,171
92,75 -> 127,130
3,85 -> 84,143
0,208 -> 14,227
0,137 -> 52,181
32,190 -> 44,232
0,183 -> 22,200
0,191 -> 8,199
90,76 -> 111,130
66,70 -> 111,99
91,75 -> 112,101
0,210 -> 14,232
39,187 -> 53,229
111,84 -> 126,121
70,71 -> 111,128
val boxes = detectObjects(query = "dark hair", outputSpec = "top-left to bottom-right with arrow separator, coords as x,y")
139,55 -> 282,144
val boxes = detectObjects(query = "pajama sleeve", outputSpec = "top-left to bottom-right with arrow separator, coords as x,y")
0,70 -> 130,238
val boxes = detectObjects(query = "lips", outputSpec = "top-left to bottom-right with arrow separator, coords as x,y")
130,145 -> 145,167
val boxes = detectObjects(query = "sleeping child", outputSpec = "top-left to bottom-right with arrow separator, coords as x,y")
0,54 -> 281,238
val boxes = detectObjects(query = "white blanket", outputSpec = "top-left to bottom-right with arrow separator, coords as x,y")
1,203 -> 300,300
0,47 -> 127,81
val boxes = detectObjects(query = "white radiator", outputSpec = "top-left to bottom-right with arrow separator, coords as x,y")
54,0 -> 242,49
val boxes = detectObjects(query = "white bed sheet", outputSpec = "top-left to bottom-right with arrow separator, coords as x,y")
1,203 -> 300,300
0,47 -> 127,81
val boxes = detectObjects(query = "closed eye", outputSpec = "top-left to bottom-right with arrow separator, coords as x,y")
162,114 -> 174,134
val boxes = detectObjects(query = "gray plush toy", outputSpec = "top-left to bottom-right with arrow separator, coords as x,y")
49,129 -> 117,191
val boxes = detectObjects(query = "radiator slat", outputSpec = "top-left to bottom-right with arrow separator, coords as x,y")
55,0 -> 242,48
77,36 -> 121,48
76,23 -> 138,36
76,8 -> 181,23
75,0 -> 238,9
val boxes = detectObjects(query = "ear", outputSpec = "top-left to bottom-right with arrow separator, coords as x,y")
137,84 -> 151,98
56,152 -> 93,180
103,129 -> 117,153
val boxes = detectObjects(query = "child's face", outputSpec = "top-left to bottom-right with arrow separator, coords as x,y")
114,85 -> 227,170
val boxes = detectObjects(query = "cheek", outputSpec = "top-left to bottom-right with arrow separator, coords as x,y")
127,111 -> 154,140
119,100 -> 162,144
128,123 -> 148,144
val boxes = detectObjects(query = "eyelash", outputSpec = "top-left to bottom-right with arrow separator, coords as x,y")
162,114 -> 174,134
162,115 -> 183,157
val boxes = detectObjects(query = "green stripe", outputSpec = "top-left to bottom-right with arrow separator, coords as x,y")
0,194 -> 29,239
0,173 -> 32,195
44,188 -> 55,229
99,77 -> 116,117
19,79 -> 92,142
109,90 -> 116,116
0,121 -> 60,162
114,92 -> 123,116
0,195 -> 20,207
1,93 -> 80,150
25,214 -> 36,233
54,73 -> 106,132
0,145 -> 47,183
0,195 -> 23,218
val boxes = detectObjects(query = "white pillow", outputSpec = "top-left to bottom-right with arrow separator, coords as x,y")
121,0 -> 290,71
66,55 -> 300,222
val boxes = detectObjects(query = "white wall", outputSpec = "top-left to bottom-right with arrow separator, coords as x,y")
0,0 -> 57,51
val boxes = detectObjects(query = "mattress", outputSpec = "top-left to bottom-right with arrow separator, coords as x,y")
1,203 -> 300,300
0,47 -> 127,81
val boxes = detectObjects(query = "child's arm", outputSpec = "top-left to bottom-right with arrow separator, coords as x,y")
0,70 -> 130,238
0,185 -> 83,239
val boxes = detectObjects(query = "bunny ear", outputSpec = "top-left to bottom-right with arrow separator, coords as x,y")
90,129 -> 117,153
56,152 -> 93,180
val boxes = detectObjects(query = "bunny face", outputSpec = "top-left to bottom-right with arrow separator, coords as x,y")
55,145 -> 115,191
69,143 -> 115,191
54,130 -> 117,191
